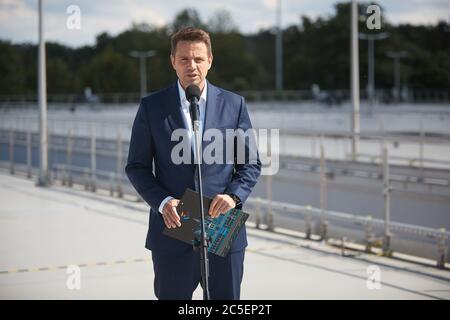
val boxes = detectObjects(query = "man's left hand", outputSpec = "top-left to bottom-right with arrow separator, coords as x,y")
208,194 -> 236,218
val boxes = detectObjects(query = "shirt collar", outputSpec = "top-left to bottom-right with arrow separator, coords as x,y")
177,80 -> 207,108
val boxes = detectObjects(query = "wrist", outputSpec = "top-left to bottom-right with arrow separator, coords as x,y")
226,193 -> 241,207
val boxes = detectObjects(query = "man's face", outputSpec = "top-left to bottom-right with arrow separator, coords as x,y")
170,40 -> 213,91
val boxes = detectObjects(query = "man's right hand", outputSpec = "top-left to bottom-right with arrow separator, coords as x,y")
162,198 -> 181,228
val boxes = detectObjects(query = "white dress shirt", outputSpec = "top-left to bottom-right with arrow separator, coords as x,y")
158,80 -> 208,214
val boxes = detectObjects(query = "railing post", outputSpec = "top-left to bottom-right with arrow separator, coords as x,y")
382,143 -> 392,256
419,117 -> 424,180
345,133 -> 350,161
341,236 -> 347,256
47,130 -> 53,184
312,134 -> 317,158
365,215 -> 374,253
116,131 -> 123,198
9,129 -> 14,175
266,175 -> 274,231
437,228 -> 447,269
305,205 -> 312,239
109,172 -> 115,197
90,126 -> 96,192
320,137 -> 328,240
83,167 -> 89,190
52,164 -> 58,182
61,164 -> 67,186
378,116 -> 384,161
27,130 -> 32,179
255,198 -> 261,229
67,128 -> 73,187
265,131 -> 274,231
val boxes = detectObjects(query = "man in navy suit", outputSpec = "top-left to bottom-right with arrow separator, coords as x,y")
126,27 -> 261,300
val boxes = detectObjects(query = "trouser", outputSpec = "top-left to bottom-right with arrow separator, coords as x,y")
151,249 -> 245,300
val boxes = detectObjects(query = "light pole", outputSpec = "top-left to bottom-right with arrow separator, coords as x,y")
386,50 -> 408,102
129,50 -> 156,98
275,0 -> 283,91
350,0 -> 360,161
37,0 -> 49,186
359,32 -> 389,108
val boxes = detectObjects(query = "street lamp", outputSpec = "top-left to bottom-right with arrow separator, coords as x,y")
37,0 -> 49,187
386,50 -> 408,102
350,0 -> 360,161
275,0 -> 283,91
359,32 -> 389,108
129,50 -> 156,98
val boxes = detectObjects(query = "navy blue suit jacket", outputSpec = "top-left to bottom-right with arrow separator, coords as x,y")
125,81 -> 261,256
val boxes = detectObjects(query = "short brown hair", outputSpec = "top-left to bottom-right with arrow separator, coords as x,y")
170,27 -> 212,56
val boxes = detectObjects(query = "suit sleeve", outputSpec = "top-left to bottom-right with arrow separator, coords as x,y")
125,99 -> 171,210
224,96 -> 262,204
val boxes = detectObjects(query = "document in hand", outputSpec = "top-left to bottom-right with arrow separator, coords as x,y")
163,188 -> 249,257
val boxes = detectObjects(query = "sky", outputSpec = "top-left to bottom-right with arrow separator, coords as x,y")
1,0 -> 449,47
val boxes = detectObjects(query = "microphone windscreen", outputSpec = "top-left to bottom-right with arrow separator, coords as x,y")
186,84 -> 201,102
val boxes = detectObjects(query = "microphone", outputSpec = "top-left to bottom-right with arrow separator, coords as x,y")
186,84 -> 201,130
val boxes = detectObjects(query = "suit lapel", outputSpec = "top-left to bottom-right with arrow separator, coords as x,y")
165,81 -> 196,167
165,81 -> 224,165
203,81 -> 223,144
166,82 -> 186,132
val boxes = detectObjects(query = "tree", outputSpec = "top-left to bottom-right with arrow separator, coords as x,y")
171,8 -> 204,33
207,10 -> 238,33
0,40 -> 26,94
47,58 -> 75,93
80,46 -> 138,93
1,2 -> 449,96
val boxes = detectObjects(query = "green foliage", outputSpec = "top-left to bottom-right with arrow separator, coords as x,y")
1,3 -> 449,95
171,8 -> 205,34
79,46 -> 137,93
0,40 -> 26,94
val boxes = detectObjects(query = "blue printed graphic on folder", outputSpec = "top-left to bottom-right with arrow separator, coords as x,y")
163,188 -> 249,257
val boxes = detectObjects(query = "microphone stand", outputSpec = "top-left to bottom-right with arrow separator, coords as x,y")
190,96 -> 211,300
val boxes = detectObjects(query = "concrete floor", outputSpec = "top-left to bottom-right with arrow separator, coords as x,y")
0,172 -> 449,300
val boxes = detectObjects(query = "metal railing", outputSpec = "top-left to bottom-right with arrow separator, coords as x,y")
1,127 -> 449,269
2,126 -> 450,191
1,88 -> 450,104
23,160 -> 448,269
276,130 -> 450,171
245,197 -> 449,268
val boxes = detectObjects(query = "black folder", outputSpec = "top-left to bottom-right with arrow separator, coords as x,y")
163,188 -> 249,257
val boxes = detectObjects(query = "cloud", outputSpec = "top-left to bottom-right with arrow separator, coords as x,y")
381,0 -> 450,25
0,0 -> 448,47
0,0 -> 37,43
386,10 -> 449,26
